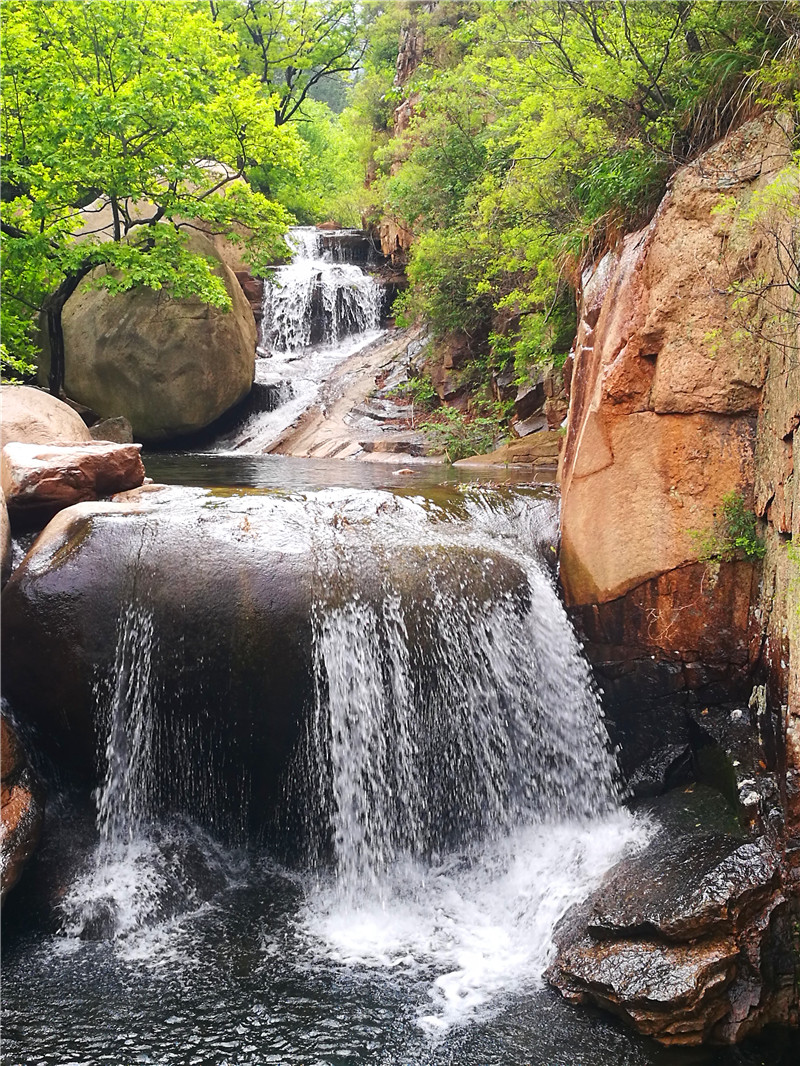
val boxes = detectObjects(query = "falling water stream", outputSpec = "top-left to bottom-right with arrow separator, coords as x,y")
210,227 -> 384,453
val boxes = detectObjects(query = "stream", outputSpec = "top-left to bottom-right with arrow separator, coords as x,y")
2,231 -> 796,1066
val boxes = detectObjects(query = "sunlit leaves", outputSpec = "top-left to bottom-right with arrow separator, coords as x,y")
1,0 -> 302,375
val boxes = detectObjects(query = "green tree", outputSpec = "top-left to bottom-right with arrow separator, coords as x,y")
1,0 -> 301,388
211,0 -> 368,126
362,0 -> 799,390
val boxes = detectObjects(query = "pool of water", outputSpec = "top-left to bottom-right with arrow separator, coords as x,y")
4,805 -> 796,1066
142,451 -> 556,494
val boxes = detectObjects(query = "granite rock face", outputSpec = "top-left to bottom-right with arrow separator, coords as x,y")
558,114 -> 798,750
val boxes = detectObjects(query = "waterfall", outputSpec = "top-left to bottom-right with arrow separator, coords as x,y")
297,497 -> 618,894
261,227 -> 383,355
49,485 -> 640,1033
59,601 -> 234,942
209,227 -> 385,453
96,604 -> 157,852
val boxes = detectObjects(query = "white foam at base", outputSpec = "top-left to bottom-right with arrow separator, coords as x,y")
298,811 -> 648,1034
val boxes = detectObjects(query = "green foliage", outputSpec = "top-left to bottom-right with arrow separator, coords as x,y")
389,374 -> 439,411
354,0 -> 800,401
213,0 -> 367,126
251,99 -> 369,224
398,228 -> 494,336
0,0 -> 307,378
690,492 -> 767,563
419,405 -> 503,463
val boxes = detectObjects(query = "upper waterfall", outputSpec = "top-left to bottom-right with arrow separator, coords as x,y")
261,227 -> 383,355
208,227 -> 385,453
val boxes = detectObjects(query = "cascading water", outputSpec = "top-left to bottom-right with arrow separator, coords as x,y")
4,484 -> 651,1064
59,602 -> 233,943
262,228 -> 382,353
210,227 -> 384,453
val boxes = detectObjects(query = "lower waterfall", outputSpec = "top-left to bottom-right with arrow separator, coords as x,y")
7,486 -> 648,1061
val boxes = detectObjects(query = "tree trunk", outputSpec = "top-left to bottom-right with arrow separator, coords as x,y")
45,267 -> 92,397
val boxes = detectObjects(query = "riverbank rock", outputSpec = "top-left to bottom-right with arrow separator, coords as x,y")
48,233 -> 256,443
454,431 -> 561,471
1,441 -> 145,526
548,787 -> 793,1045
0,385 -> 92,450
558,114 -> 794,719
89,416 -> 134,444
1,495 -> 10,586
1,713 -> 45,904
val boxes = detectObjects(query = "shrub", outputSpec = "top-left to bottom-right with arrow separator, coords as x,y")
419,406 -> 502,463
690,492 -> 766,563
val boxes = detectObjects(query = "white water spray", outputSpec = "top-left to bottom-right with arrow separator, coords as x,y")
211,227 -> 385,453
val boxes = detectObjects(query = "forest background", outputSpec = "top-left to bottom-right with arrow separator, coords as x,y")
2,0 -> 798,433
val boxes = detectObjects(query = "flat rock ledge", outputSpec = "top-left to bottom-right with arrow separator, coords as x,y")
1,440 -> 145,526
547,787 -> 795,1045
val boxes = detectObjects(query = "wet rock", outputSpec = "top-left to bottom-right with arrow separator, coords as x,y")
0,491 -> 529,826
1,713 -> 45,903
0,385 -> 92,450
548,787 -> 791,1045
514,381 -> 545,422
234,269 -> 264,324
512,414 -> 549,438
89,416 -> 134,444
1,441 -> 145,525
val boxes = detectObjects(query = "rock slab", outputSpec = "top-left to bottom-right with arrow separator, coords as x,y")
2,441 -> 145,521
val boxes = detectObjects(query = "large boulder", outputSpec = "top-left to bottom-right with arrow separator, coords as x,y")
0,489 -> 528,829
0,385 -> 92,450
51,233 -> 257,442
2,441 -> 145,525
1,712 -> 45,904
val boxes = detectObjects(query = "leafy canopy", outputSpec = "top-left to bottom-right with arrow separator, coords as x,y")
360,0 -> 800,387
1,0 -> 304,379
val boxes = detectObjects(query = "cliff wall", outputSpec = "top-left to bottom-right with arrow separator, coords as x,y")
559,112 -> 799,814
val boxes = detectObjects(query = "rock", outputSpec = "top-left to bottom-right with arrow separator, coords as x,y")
454,431 -> 561,468
46,233 -> 257,442
1,712 -> 45,904
0,490 -> 529,824
514,381 -> 545,421
234,269 -> 264,324
89,416 -> 134,444
548,787 -> 791,1045
1,494 -> 10,586
0,385 -> 93,450
558,115 -> 793,712
512,414 -> 548,438
1,441 -> 145,524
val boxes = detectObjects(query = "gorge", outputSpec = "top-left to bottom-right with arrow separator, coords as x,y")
1,2 -> 799,1065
